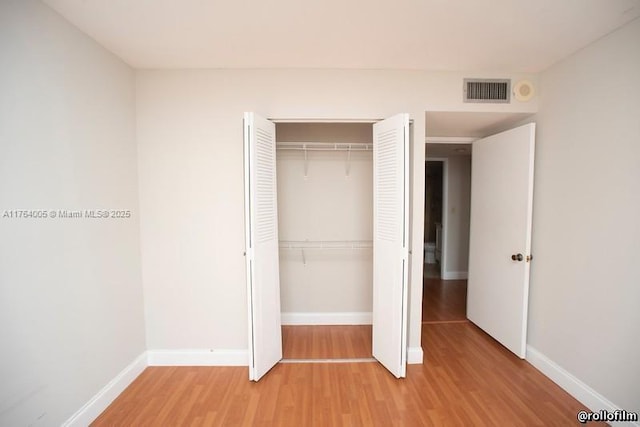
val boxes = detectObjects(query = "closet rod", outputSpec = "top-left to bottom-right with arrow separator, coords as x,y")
279,240 -> 373,249
276,142 -> 372,151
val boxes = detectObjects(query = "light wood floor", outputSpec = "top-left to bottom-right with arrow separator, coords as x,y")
282,325 -> 372,359
422,275 -> 467,323
93,322 -> 598,426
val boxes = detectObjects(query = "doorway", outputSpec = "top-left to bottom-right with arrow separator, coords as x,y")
423,146 -> 471,323
423,111 -> 536,359
275,121 -> 375,362
244,113 -> 411,381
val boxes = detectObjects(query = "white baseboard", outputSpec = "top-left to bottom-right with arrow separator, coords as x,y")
442,271 -> 468,280
62,352 -> 147,427
147,349 -> 248,366
526,345 -> 639,427
281,312 -> 372,325
407,346 -> 423,364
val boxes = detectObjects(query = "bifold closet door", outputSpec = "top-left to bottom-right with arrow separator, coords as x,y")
372,113 -> 410,378
243,112 -> 282,381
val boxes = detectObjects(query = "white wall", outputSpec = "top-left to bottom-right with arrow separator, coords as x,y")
277,124 -> 373,316
444,156 -> 472,277
530,18 -> 640,411
136,68 -> 537,354
0,1 -> 145,425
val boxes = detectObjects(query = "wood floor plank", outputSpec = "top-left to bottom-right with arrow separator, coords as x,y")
92,322 -> 602,426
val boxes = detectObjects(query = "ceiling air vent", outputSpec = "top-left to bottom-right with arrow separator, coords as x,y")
464,79 -> 511,103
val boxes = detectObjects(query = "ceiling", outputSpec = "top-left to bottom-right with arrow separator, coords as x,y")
426,143 -> 472,158
43,0 -> 640,71
426,111 -> 534,138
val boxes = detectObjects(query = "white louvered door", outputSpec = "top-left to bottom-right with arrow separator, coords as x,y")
372,114 -> 410,378
243,112 -> 282,381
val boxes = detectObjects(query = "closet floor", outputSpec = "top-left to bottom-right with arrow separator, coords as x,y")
282,325 -> 372,360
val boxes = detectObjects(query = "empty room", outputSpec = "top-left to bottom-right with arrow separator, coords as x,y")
1,0 -> 639,425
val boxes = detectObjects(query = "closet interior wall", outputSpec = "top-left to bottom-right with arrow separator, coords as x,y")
275,123 -> 374,320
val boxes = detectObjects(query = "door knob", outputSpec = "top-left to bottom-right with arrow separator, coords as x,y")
511,253 -> 524,261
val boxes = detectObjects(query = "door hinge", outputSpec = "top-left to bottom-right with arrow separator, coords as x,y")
526,255 -> 533,262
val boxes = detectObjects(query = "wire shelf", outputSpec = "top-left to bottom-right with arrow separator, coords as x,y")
279,240 -> 373,250
276,142 -> 372,151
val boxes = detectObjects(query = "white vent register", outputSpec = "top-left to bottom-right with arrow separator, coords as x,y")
464,78 -> 511,103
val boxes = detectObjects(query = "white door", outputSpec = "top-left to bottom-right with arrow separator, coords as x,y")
467,123 -> 535,359
372,113 -> 410,378
243,112 -> 282,381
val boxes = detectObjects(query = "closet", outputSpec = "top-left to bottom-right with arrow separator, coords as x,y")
276,123 -> 373,319
243,113 -> 410,382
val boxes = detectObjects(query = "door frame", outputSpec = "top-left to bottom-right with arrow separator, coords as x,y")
424,125 -> 535,358
245,114 -> 414,379
424,136 -> 476,280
